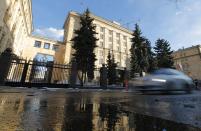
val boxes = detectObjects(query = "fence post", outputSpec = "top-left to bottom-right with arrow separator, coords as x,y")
0,48 -> 13,86
47,61 -> 54,83
70,60 -> 78,88
20,60 -> 29,83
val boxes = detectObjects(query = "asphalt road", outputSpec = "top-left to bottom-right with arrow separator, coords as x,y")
0,87 -> 201,131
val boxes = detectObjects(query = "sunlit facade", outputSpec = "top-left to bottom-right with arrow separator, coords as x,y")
172,45 -> 201,80
63,11 -> 132,68
0,0 -> 133,69
0,0 -> 33,56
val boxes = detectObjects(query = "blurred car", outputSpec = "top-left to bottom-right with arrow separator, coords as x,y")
129,68 -> 195,93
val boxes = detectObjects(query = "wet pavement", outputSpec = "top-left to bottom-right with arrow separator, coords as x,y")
0,87 -> 201,131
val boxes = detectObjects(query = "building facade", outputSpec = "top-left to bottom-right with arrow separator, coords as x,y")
0,0 -> 33,56
0,1 -> 133,69
23,35 -> 66,63
172,45 -> 201,80
63,11 -> 132,68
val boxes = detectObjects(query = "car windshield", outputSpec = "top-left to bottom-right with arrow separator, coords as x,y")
152,69 -> 184,75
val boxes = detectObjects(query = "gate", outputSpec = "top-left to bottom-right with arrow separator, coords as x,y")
5,58 -> 71,88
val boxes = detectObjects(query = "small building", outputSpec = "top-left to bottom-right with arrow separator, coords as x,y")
172,45 -> 201,80
23,35 -> 66,63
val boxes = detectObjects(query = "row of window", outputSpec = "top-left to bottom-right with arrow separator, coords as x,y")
98,57 -> 127,66
98,50 -> 127,60
99,27 -> 127,40
34,41 -> 59,51
99,33 -> 127,41
98,42 -> 127,52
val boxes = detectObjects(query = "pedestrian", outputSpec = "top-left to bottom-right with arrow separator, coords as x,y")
100,64 -> 108,89
123,68 -> 129,90
194,79 -> 198,90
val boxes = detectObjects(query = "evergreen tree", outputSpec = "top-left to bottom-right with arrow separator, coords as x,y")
144,38 -> 158,72
130,24 -> 150,77
130,46 -> 140,78
71,9 -> 98,86
154,39 -> 174,68
107,51 -> 117,85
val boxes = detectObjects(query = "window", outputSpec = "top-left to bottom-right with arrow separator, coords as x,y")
117,54 -> 121,60
100,34 -> 104,39
44,43 -> 50,49
124,41 -> 127,46
124,48 -> 127,53
52,44 -> 59,51
109,37 -> 113,42
117,46 -> 120,51
117,40 -> 120,45
99,58 -> 104,64
100,27 -> 104,32
93,24 -> 97,27
99,42 -> 104,47
34,41 -> 41,48
116,33 -> 120,38
123,36 -> 127,40
109,44 -> 113,49
99,50 -> 104,57
109,30 -> 113,35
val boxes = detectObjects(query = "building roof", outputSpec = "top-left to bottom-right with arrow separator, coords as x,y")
64,11 -> 133,35
173,45 -> 201,54
30,35 -> 64,44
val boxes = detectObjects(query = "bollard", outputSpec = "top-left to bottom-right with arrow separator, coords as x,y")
123,68 -> 129,90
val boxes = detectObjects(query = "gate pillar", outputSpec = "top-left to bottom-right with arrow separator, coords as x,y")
20,60 -> 29,83
46,61 -> 54,83
0,48 -> 13,86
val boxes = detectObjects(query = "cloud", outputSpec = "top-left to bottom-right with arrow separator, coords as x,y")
34,27 -> 64,41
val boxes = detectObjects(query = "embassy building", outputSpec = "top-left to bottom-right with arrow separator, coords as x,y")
0,0 -> 133,69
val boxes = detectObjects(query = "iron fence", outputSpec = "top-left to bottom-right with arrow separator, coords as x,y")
5,58 -> 71,87
1,54 -> 126,88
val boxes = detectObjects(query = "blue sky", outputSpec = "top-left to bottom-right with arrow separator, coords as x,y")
32,0 -> 201,50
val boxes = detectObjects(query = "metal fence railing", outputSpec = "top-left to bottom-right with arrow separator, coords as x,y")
6,59 -> 71,85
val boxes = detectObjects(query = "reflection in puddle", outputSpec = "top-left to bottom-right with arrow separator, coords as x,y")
0,93 -> 199,131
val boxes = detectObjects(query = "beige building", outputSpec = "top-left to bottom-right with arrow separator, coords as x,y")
0,0 -> 33,56
172,45 -> 201,80
63,11 -> 132,68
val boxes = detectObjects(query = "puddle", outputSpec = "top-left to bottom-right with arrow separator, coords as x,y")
0,91 -> 200,131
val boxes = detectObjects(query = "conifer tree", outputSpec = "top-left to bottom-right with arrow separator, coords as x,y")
154,39 -> 174,68
72,9 -> 98,86
130,24 -> 150,77
107,51 -> 117,85
144,38 -> 158,72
